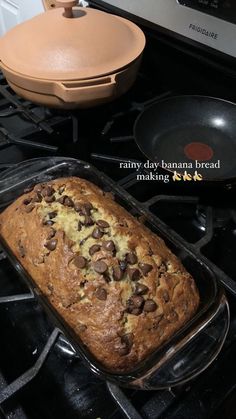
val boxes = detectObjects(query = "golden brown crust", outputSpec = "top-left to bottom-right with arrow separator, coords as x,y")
0,177 -> 199,372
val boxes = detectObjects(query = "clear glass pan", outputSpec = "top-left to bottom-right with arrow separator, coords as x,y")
0,157 -> 230,389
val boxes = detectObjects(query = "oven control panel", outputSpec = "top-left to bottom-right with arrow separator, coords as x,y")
94,0 -> 236,58
178,0 -> 236,24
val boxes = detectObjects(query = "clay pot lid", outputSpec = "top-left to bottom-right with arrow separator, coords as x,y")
0,0 -> 145,81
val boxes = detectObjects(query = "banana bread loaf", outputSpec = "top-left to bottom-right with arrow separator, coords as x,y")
0,177 -> 199,372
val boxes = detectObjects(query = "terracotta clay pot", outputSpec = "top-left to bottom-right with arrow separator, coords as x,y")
0,0 -> 145,109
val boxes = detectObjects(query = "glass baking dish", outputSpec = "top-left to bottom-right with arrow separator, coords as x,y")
0,157 -> 230,390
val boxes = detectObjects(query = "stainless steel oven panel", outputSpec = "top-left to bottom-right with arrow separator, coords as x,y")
95,0 -> 236,58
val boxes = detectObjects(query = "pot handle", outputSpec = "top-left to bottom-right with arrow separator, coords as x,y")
54,75 -> 117,103
43,1 -> 57,10
56,0 -> 78,17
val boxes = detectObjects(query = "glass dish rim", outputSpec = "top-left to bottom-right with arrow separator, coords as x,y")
0,156 -> 226,384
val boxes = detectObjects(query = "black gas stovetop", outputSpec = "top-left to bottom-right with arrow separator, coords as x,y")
0,29 -> 236,419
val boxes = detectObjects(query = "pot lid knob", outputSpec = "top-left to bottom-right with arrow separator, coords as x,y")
56,0 -> 78,18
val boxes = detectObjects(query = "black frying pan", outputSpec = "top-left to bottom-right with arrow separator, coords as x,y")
134,96 -> 236,184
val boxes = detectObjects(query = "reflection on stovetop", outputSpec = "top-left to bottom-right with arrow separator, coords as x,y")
0,34 -> 236,419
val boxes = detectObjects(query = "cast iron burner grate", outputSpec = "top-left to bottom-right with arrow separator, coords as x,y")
0,78 -> 55,133
0,127 -> 57,152
0,77 -> 85,158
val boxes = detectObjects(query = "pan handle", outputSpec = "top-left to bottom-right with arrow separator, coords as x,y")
54,75 -> 117,102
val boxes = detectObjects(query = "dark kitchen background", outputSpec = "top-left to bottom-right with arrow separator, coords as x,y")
0,0 -> 236,418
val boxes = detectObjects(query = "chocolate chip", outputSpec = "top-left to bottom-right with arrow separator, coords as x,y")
119,260 -> 127,271
81,207 -> 88,216
92,227 -> 104,239
43,220 -> 54,226
58,185 -> 65,194
73,255 -> 87,269
126,295 -> 144,315
78,324 -> 87,333
117,345 -> 130,356
47,186 -> 55,196
48,211 -> 57,219
23,186 -> 34,194
57,196 -> 66,204
127,307 -> 142,316
118,333 -> 134,355
89,244 -> 101,256
41,186 -> 55,197
84,202 -> 93,213
44,195 -> 55,203
159,262 -> 167,274
80,203 -> 93,216
103,271 -> 111,283
139,263 -> 153,276
18,241 -> 25,257
78,221 -> 82,231
97,220 -> 110,228
25,204 -> 35,213
64,196 -> 74,207
80,280 -> 88,288
74,202 -> 82,212
34,185 -> 43,194
128,268 -> 140,281
47,228 -> 56,240
23,198 -> 32,205
112,266 -> 123,281
83,215 -> 94,226
31,192 -> 42,203
163,290 -> 170,303
143,299 -> 157,312
126,252 -> 138,265
45,239 -> 58,251
121,333 -> 134,348
102,240 -> 116,252
129,295 -> 144,308
135,283 -> 149,295
95,287 -> 107,301
147,246 -> 154,256
93,260 -> 107,274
